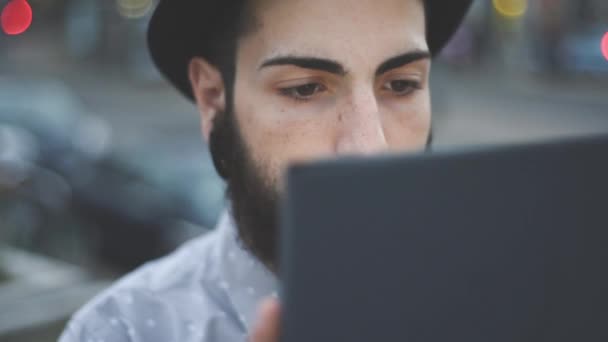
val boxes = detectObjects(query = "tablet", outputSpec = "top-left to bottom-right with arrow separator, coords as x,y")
280,134 -> 608,342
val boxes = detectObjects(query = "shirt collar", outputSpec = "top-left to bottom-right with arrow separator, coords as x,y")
215,210 -> 279,332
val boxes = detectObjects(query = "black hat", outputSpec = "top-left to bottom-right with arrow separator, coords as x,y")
148,0 -> 473,101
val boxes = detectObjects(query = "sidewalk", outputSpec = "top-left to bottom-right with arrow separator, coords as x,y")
431,65 -> 608,147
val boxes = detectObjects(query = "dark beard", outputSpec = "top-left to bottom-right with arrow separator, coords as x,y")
210,108 -> 280,272
209,105 -> 434,273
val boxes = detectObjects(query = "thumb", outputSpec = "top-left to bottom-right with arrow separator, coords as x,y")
250,298 -> 281,342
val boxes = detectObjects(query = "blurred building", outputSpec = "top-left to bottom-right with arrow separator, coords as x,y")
527,0 -> 608,74
438,0 -> 608,75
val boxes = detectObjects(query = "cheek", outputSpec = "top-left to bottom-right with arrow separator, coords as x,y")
384,92 -> 431,150
234,97 -> 336,189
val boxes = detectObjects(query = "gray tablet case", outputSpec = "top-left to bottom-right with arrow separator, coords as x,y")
280,134 -> 608,342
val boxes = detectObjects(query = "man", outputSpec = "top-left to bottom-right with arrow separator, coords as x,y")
60,0 -> 472,341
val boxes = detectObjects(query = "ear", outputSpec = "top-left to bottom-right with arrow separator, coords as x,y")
188,57 -> 226,143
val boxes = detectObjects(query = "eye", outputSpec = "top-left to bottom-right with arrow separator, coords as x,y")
280,83 -> 326,101
383,80 -> 421,96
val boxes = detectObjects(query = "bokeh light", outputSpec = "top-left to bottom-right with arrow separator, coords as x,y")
493,0 -> 528,19
1,0 -> 33,35
602,32 -> 608,62
116,0 -> 153,19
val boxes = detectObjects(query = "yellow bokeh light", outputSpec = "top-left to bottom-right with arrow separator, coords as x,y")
493,0 -> 528,18
116,0 -> 153,19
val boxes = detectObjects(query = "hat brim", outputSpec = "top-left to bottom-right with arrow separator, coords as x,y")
148,0 -> 473,102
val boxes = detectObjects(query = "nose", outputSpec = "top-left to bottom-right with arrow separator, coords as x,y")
335,88 -> 388,155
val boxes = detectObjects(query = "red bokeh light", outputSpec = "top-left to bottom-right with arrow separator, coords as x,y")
1,0 -> 32,35
602,32 -> 608,62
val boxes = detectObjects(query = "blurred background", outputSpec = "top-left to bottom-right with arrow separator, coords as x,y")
0,0 -> 607,340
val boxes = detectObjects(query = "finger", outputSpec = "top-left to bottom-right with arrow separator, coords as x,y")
250,298 -> 281,342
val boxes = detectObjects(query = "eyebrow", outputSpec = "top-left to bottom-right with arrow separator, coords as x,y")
375,50 -> 431,76
258,49 -> 431,77
259,56 -> 347,76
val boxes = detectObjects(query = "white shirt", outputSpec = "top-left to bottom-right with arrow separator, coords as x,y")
60,211 -> 278,342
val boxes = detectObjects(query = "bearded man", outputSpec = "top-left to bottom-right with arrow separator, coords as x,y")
60,0 -> 472,341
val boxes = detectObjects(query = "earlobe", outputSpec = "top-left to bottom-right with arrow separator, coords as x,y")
188,57 -> 226,142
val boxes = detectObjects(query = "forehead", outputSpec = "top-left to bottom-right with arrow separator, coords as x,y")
239,0 -> 427,67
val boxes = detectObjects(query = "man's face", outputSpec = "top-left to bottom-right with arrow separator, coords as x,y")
235,0 -> 430,187
194,0 -> 431,269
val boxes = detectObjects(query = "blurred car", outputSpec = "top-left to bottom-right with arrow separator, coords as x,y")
0,78 -> 224,272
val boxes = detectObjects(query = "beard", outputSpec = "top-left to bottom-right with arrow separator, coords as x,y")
209,102 -> 434,273
209,107 -> 281,272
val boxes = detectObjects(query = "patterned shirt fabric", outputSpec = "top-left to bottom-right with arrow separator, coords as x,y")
59,211 -> 279,342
